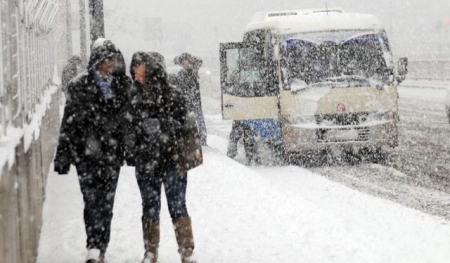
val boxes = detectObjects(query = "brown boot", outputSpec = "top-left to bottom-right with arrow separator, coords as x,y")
142,220 -> 160,263
172,217 -> 197,263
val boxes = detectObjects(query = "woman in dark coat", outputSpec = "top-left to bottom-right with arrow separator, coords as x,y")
61,55 -> 82,96
54,38 -> 130,263
172,53 -> 207,146
126,51 -> 199,263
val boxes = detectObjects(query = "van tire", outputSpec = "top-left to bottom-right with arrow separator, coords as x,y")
342,148 -> 362,166
356,147 -> 388,165
447,107 -> 450,124
243,127 -> 260,165
267,139 -> 287,165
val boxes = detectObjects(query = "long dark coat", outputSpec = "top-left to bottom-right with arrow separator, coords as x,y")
125,52 -> 202,175
169,66 -> 208,145
54,40 -> 130,174
174,68 -> 203,113
61,58 -> 79,95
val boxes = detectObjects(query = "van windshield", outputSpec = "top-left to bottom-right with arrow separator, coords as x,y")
281,30 -> 393,87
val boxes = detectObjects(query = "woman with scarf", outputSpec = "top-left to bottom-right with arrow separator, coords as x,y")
54,38 -> 130,263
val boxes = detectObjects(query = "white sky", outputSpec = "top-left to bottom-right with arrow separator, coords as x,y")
68,0 -> 450,65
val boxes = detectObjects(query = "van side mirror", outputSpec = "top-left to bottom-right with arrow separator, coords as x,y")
397,57 -> 408,82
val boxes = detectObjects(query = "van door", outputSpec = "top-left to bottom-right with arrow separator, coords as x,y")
219,42 -> 279,120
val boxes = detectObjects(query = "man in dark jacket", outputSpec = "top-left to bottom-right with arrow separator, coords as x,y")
172,53 -> 207,146
126,51 -> 200,263
53,38 -> 130,263
61,55 -> 82,96
227,120 -> 260,164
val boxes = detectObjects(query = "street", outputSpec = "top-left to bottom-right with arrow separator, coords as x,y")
205,81 -> 450,220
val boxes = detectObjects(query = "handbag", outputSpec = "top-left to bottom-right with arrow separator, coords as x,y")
176,111 -> 203,173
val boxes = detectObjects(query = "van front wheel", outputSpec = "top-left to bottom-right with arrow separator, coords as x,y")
243,126 -> 260,165
366,147 -> 388,165
447,107 -> 450,124
266,139 -> 287,165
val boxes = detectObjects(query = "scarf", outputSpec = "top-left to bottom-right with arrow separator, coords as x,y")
94,72 -> 114,102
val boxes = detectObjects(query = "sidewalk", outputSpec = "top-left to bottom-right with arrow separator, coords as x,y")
37,135 -> 450,263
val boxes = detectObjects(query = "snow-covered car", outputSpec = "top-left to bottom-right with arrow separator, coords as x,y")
445,87 -> 450,123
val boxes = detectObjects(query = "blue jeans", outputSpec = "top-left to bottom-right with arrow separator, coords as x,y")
136,168 -> 189,222
76,164 -> 120,253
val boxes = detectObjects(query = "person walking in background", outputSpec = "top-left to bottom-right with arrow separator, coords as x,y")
126,51 -> 200,263
61,55 -> 82,97
227,120 -> 260,164
53,38 -> 130,263
192,56 -> 202,76
172,53 -> 207,146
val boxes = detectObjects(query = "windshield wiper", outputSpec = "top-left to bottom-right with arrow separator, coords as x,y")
289,75 -> 372,93
325,75 -> 371,87
290,76 -> 369,93
327,75 -> 369,83
290,81 -> 334,94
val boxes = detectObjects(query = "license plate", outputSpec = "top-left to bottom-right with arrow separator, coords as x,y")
325,128 -> 360,141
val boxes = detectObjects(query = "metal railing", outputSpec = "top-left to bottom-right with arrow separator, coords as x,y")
1,2 -> 70,263
0,0 -> 62,140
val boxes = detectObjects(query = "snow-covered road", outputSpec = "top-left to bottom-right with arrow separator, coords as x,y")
312,84 -> 450,220
204,80 -> 450,220
37,81 -> 450,262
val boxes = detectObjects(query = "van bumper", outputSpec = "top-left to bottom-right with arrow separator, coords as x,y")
283,121 -> 398,153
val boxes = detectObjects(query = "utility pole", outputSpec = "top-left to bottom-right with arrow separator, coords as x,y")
89,0 -> 105,45
79,0 -> 87,65
389,0 -> 393,36
66,0 -> 73,58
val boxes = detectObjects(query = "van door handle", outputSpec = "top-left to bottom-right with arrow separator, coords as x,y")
224,104 -> 234,108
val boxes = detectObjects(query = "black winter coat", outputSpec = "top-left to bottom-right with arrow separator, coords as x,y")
54,41 -> 130,174
61,60 -> 78,95
173,68 -> 203,113
125,52 -> 199,174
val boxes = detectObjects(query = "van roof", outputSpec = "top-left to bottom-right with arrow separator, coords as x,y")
244,8 -> 384,35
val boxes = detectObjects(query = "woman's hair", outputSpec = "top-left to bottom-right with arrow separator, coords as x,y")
113,52 -> 126,76
130,52 -> 168,86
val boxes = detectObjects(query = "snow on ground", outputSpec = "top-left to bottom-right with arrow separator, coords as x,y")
37,134 -> 450,263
